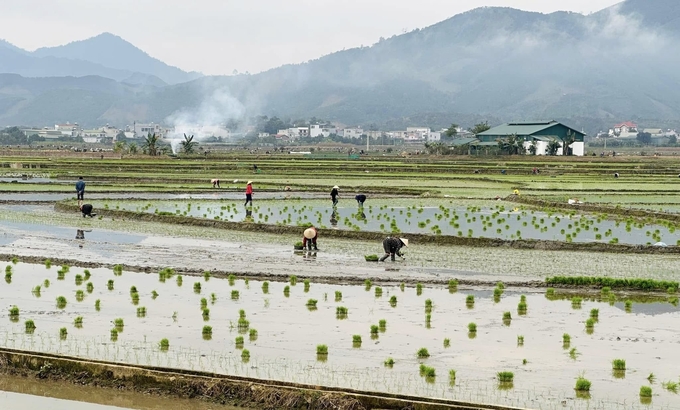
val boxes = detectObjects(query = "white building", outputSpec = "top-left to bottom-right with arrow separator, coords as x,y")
426,131 -> 441,142
321,127 -> 337,137
341,128 -> 364,139
134,122 -> 163,138
309,124 -> 323,138
258,132 -> 271,138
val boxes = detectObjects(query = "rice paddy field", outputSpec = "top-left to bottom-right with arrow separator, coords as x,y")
2,153 -> 680,409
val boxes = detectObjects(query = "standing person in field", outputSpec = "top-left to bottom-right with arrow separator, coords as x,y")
245,181 -> 253,207
355,194 -> 367,207
75,176 -> 85,207
330,186 -> 339,207
379,237 -> 408,262
211,178 -> 221,188
303,226 -> 319,251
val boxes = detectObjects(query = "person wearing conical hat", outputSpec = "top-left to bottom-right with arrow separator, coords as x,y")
379,237 -> 408,262
245,181 -> 253,207
330,185 -> 339,207
303,226 -> 318,251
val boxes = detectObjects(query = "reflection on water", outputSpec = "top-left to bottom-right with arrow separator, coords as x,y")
0,376 -> 245,410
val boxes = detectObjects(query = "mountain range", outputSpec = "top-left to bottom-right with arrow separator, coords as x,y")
1,0 -> 680,134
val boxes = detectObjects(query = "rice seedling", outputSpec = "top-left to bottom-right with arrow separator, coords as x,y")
249,328 -> 258,341
151,290 -> 159,299
114,318 -> 124,331
601,286 -> 611,295
74,316 -> 83,328
107,280 -> 114,290
241,349 -> 250,362
425,313 -> 432,328
59,327 -> 68,340
374,286 -> 382,297
585,318 -> 595,333
517,301 -> 527,315
662,381 -> 678,393
571,297 -> 583,309
8,305 -> 19,319
562,333 -> 571,346
448,279 -> 458,293
283,285 -> 290,297
86,282 -> 94,293
639,386 -> 652,398
76,290 -> 85,302
334,291 -> 342,301
449,369 -> 456,383
497,372 -> 514,383
25,319 -> 36,334
389,295 -> 397,307
32,285 -> 41,297
202,325 -> 213,340
400,283 -> 405,291
364,279 -> 372,290
522,359 -> 527,365
110,328 -> 118,341
56,296 -> 67,309
331,305 -> 348,320
517,335 -> 524,346
503,311 -> 512,321
493,287 -> 503,298
200,298 -> 208,309
625,300 -> 633,312
420,365 -> 436,380
237,317 -> 250,330
193,282 -> 202,294
379,319 -> 387,332
83,269 -> 91,281
202,308 -> 210,321
290,275 -> 298,286
235,336 -> 244,348
443,338 -> 451,348
176,275 -> 183,286
306,299 -> 318,310
113,264 -> 123,276
425,298 -> 433,312
352,335 -> 362,347
316,344 -> 328,355
262,281 -> 269,294
159,338 -> 169,351
590,308 -> 599,320
75,274 -> 83,286
370,324 -> 379,338
608,293 -> 617,305
417,347 -> 430,358
546,276 -> 679,292
136,307 -> 147,318
95,299 -> 100,311
546,288 -> 555,297
569,348 -> 579,360
520,295 -> 527,303
575,377 -> 591,392
497,281 -> 505,290
612,359 -> 626,370
45,259 -> 52,269
466,295 -> 474,307
384,358 -> 395,368
203,271 -> 211,281
468,322 -> 477,333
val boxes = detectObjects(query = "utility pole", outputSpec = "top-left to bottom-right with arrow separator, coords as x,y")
366,134 -> 369,152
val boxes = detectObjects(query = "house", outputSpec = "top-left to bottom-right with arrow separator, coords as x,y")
426,131 -> 441,142
476,120 -> 586,156
321,127 -> 337,137
612,121 -> 638,137
54,122 -> 81,137
341,128 -> 364,139
258,132 -> 271,138
133,122 -> 163,138
309,124 -> 323,138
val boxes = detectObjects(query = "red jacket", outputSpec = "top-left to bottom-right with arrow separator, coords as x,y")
246,185 -> 253,194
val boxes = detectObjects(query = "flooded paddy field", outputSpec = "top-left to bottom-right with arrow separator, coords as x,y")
3,204 -> 680,282
1,262 -> 679,409
94,198 -> 680,246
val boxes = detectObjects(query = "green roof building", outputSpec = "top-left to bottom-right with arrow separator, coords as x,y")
477,120 -> 586,156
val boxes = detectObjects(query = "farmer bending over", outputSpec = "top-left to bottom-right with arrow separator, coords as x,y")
211,179 -> 221,188
379,237 -> 408,262
80,204 -> 97,218
303,227 -> 319,251
331,186 -> 339,207
355,194 -> 367,207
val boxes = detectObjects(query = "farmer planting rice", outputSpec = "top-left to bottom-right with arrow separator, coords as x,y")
355,194 -> 367,207
245,181 -> 253,206
211,179 -> 221,188
331,186 -> 339,207
379,237 -> 408,262
303,226 -> 319,251
79,204 -> 96,218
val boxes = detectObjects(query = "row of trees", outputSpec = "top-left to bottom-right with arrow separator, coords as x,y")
0,127 -> 45,145
113,133 -> 196,156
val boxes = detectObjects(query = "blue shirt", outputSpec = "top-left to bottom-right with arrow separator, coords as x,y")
76,181 -> 85,191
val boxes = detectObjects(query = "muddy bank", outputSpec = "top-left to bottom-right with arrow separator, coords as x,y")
508,196 -> 680,223
54,202 -> 680,255
0,348 -> 522,410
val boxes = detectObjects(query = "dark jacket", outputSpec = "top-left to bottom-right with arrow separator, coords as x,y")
383,237 -> 404,255
330,188 -> 338,199
355,194 -> 366,203
81,204 -> 93,216
76,180 -> 85,192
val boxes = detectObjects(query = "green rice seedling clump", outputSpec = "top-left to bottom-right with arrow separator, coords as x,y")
443,338 -> 451,347
389,295 -> 397,307
352,335 -> 362,346
241,349 -> 250,361
56,296 -> 67,309
546,276 -> 678,292
639,386 -> 652,398
316,344 -> 328,355
25,319 -> 36,333
417,348 -> 430,358
612,359 -> 626,370
575,377 -> 591,391
448,279 -> 458,292
95,299 -> 101,311
59,327 -> 67,339
73,316 -> 83,328
159,338 -> 169,351
384,358 -> 395,367
249,328 -> 258,340
193,282 -> 201,293
468,322 -> 477,333
86,282 -> 94,293
497,372 -> 514,382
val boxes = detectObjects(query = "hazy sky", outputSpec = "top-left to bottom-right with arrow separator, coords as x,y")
0,0 -> 622,75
